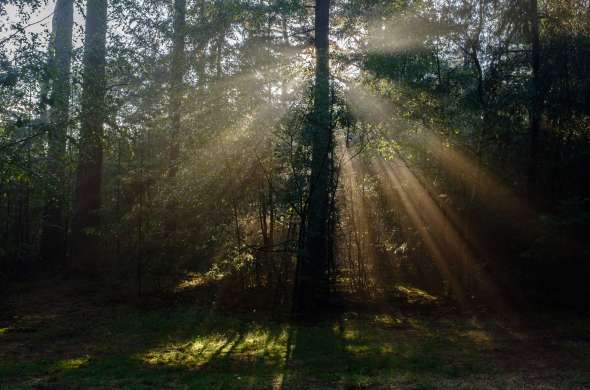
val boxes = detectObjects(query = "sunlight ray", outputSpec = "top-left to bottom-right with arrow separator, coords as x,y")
421,132 -> 535,220
364,14 -> 454,54
342,82 -> 399,125
192,74 -> 304,150
195,61 -> 305,102
371,155 -> 517,313
338,137 -> 378,292
342,82 -> 537,306
371,157 -> 466,302
346,80 -> 536,231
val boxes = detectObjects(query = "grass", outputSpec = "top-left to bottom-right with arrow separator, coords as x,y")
1,282 -> 589,389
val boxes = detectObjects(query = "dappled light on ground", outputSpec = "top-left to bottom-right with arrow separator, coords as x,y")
175,272 -> 210,291
143,325 -> 290,372
1,282 -> 589,388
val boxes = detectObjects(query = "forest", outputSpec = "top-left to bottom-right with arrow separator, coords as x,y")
1,0 -> 589,387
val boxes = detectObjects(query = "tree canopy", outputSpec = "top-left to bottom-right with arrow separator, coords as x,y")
1,0 -> 589,352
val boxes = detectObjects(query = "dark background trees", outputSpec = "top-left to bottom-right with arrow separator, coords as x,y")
1,0 -> 589,312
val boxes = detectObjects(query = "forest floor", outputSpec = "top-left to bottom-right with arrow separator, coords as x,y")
1,277 -> 590,389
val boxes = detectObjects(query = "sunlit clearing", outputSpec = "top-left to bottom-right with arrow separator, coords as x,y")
395,285 -> 438,304
55,356 -> 90,370
175,272 -> 210,292
143,326 -> 291,369
373,314 -> 403,327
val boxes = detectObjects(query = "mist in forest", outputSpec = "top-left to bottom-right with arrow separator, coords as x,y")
1,0 -> 589,388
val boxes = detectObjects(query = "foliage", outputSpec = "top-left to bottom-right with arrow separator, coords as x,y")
1,0 -> 589,306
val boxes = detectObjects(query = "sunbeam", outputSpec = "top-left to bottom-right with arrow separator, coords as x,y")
341,82 -> 521,308
347,80 -> 537,227
370,157 -> 467,302
338,136 -> 377,293
364,14 -> 454,54
421,132 -> 535,221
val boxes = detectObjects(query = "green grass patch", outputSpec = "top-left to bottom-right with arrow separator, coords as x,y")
2,305 -> 589,389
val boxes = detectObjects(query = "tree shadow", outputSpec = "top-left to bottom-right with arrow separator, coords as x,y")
3,283 -> 589,389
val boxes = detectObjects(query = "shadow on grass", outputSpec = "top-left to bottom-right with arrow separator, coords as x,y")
2,306 -> 293,388
279,313 -> 487,389
2,301 -> 588,389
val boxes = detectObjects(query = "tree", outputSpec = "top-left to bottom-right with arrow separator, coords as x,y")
527,0 -> 542,194
294,0 -> 332,318
39,0 -> 74,269
168,0 -> 186,179
164,0 -> 187,240
72,0 -> 108,274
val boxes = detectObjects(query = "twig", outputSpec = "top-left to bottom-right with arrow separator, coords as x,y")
0,131 -> 45,151
0,11 -> 56,47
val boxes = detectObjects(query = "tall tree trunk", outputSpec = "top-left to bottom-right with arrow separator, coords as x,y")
40,0 -> 74,270
168,0 -> 186,179
527,0 -> 542,194
165,0 -> 186,239
280,14 -> 290,104
295,0 -> 331,318
195,0 -> 207,92
72,0 -> 108,274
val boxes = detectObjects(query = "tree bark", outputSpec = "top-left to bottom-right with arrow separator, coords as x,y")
295,0 -> 331,318
527,0 -> 542,194
40,0 -> 74,270
72,0 -> 108,274
167,0 -> 186,179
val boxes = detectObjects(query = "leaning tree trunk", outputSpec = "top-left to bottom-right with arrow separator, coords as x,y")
72,0 -> 108,275
40,0 -> 74,270
294,0 -> 331,318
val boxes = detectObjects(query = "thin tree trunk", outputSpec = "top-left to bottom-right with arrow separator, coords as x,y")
165,0 -> 186,239
527,0 -> 542,194
195,0 -> 207,92
168,0 -> 186,179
